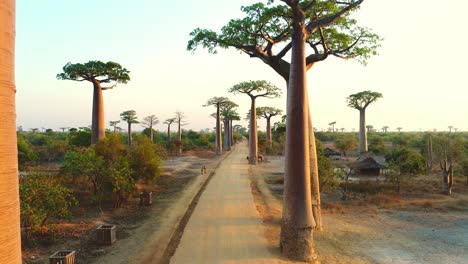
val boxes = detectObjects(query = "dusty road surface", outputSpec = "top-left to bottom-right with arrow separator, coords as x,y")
170,142 -> 292,264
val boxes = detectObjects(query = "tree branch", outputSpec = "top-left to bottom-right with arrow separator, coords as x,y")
305,0 -> 363,35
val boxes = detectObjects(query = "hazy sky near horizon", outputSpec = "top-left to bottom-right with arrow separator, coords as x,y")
15,0 -> 468,133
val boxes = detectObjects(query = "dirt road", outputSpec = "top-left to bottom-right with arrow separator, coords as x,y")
170,142 -> 290,264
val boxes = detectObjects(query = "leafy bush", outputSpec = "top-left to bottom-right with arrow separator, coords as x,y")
20,173 -> 77,239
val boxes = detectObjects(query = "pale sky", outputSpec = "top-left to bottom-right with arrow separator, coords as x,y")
16,0 -> 468,133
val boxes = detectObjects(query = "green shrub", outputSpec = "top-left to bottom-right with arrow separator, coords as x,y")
20,173 -> 77,239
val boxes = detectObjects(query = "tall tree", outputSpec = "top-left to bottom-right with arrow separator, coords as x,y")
120,110 -> 138,146
328,121 -> 336,133
397,127 -> 402,133
366,125 -> 373,133
0,0 -> 22,262
229,81 -> 281,165
220,101 -> 239,151
164,118 -> 176,144
189,0 -> 379,260
204,97 -> 230,155
141,115 -> 159,143
257,106 -> 283,148
57,61 -> 130,143
225,110 -> 241,149
382,126 -> 389,133
347,90 -> 383,155
174,111 -> 187,156
109,120 -> 120,133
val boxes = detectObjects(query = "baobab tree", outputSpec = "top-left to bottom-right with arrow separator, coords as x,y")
120,110 -> 138,146
189,0 -> 379,260
0,0 -> 22,261
220,101 -> 239,151
190,0 -> 378,242
57,61 -> 130,144
225,110 -> 241,148
366,125 -> 373,133
448,126 -> 453,133
164,118 -> 176,144
109,120 -> 120,133
204,97 -> 230,155
174,111 -> 187,156
382,126 -> 389,133
59,127 -> 68,133
329,121 -> 336,133
347,91 -> 383,155
228,81 -> 281,165
141,115 -> 159,143
257,106 -> 283,148
397,127 -> 403,133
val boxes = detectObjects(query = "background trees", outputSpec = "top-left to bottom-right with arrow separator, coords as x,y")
57,61 -> 130,144
174,111 -> 188,156
141,115 -> 159,143
228,80 -> 281,165
347,91 -> 383,155
120,110 -> 139,146
257,106 -> 282,148
204,97 -> 230,155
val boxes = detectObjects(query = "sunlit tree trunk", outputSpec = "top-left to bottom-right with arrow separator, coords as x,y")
249,97 -> 258,164
229,120 -> 233,147
0,0 -> 22,262
223,119 -> 230,151
166,125 -> 170,145
127,122 -> 132,146
177,122 -> 182,156
266,117 -> 272,148
215,103 -> 222,155
307,105 -> 322,231
280,6 -> 316,262
150,126 -> 154,143
92,81 -> 105,144
359,109 -> 367,154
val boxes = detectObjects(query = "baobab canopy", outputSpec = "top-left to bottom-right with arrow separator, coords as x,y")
188,1 -> 381,80
347,90 -> 383,110
57,61 -> 130,85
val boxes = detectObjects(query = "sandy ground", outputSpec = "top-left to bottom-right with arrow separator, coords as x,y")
89,154 -> 221,264
252,155 -> 468,264
171,142 -> 297,264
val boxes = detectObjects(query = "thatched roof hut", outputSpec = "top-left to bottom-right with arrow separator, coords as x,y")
323,147 -> 341,159
352,156 -> 385,176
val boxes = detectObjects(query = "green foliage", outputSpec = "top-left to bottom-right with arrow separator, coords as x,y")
20,173 -> 77,237
17,134 -> 35,170
316,140 -> 343,191
228,80 -> 282,98
334,134 -> 358,156
368,134 -> 385,154
69,128 -> 92,147
188,1 -> 381,66
347,90 -> 383,110
57,60 -> 130,84
129,137 -> 162,182
385,147 -> 425,175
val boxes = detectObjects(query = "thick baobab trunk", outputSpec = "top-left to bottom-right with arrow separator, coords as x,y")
167,124 -> 171,143
150,126 -> 154,143
266,117 -> 272,148
223,119 -> 230,151
280,7 -> 316,262
177,123 -> 182,156
441,160 -> 453,195
358,109 -> 367,155
248,98 -> 258,165
307,107 -> 322,231
92,81 -> 105,144
0,0 -> 22,262
127,122 -> 132,146
229,120 -> 233,147
215,103 -> 222,155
